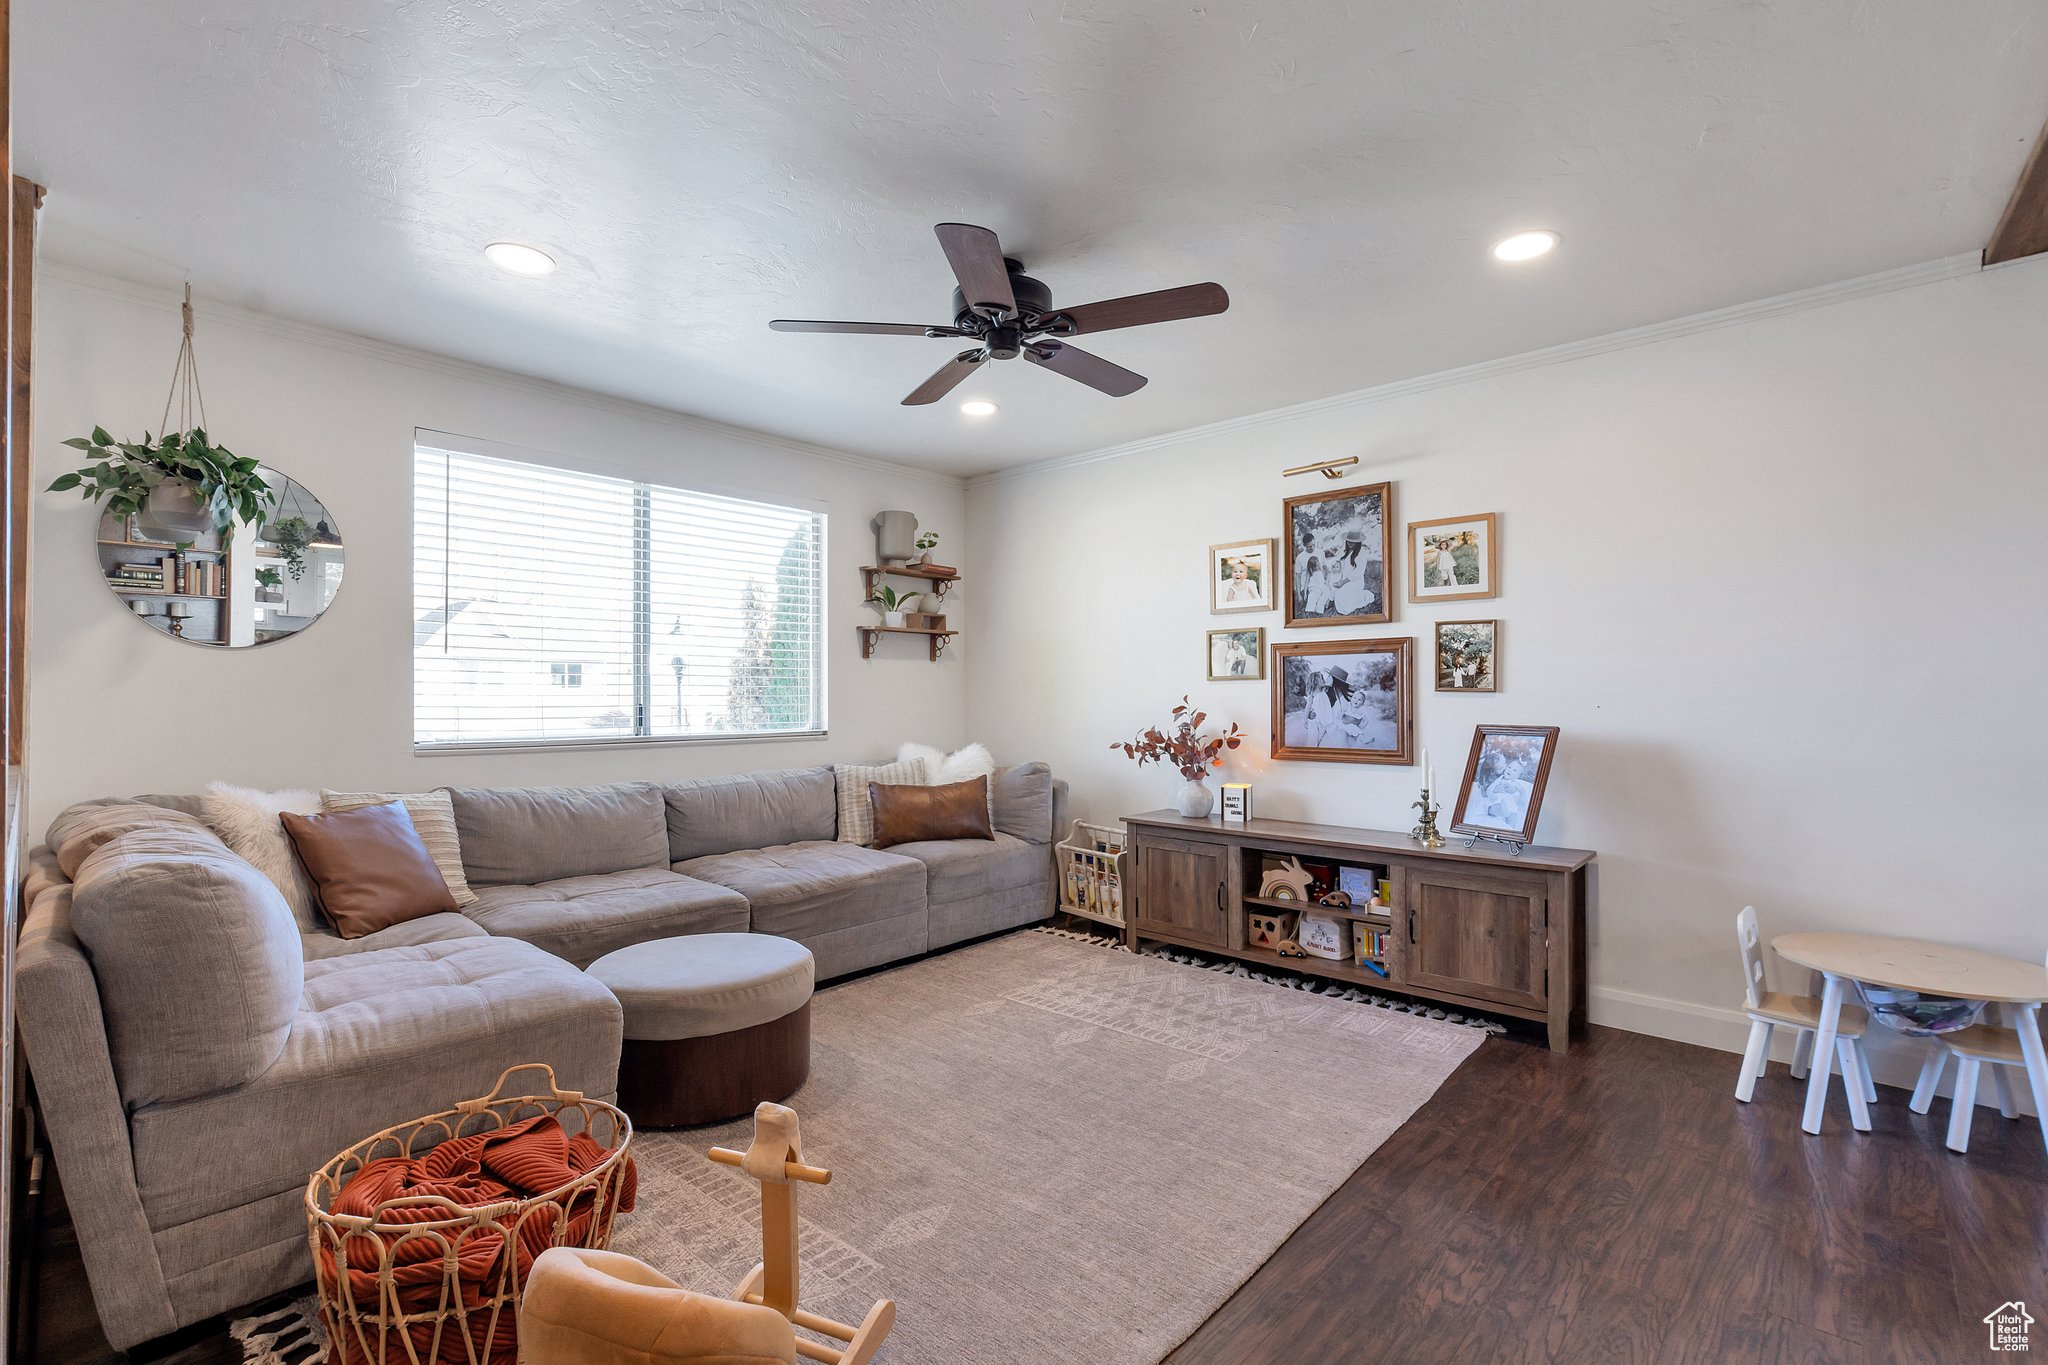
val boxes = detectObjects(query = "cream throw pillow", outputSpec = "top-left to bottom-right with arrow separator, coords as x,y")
200,781 -> 325,933
322,788 -> 478,908
834,760 -> 926,846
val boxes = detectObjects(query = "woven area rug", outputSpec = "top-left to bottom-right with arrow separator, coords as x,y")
235,928 -> 1483,1364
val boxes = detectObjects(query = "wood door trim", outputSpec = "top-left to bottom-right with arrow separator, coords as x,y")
1986,115 -> 2048,266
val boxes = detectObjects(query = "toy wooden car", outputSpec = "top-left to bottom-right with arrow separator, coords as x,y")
1317,890 -> 1353,909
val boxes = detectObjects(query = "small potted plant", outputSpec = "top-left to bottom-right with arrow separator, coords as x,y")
866,584 -> 918,628
915,530 -> 939,566
48,426 -> 276,540
1112,696 -> 1245,818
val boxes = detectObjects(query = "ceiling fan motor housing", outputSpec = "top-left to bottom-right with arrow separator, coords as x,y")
951,258 -> 1053,335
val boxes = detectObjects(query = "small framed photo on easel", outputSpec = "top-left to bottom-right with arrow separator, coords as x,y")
1450,725 -> 1560,846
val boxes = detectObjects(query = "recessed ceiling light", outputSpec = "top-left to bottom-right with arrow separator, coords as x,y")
960,399 -> 998,417
485,242 -> 557,277
1491,230 -> 1559,263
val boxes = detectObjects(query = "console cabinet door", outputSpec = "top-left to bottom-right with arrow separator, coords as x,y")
1134,836 -> 1230,947
1399,866 -> 1547,1010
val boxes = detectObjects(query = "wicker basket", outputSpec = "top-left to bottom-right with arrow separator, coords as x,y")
305,1064 -> 634,1365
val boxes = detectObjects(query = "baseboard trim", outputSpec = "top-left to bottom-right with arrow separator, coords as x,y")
1590,985 -> 2037,1117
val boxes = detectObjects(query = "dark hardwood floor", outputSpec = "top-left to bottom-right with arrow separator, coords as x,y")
27,1023 -> 2046,1363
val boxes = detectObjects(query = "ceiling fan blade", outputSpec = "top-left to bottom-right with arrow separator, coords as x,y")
1045,282 -> 1229,336
1024,341 -> 1147,397
902,349 -> 989,406
934,223 -> 1017,318
770,319 -> 965,337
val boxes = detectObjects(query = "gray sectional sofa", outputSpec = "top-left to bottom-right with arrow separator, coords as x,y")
15,761 -> 1062,1350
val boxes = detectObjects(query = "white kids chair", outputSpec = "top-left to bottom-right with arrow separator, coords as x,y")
1735,907 -> 1875,1107
1908,950 -> 2047,1156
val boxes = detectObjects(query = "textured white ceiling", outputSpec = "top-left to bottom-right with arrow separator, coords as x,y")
17,2 -> 2048,477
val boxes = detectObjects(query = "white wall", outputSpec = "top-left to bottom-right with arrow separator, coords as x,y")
965,256 -> 2048,1087
27,268 -> 969,830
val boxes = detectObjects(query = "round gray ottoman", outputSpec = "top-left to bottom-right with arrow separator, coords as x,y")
587,933 -> 815,1128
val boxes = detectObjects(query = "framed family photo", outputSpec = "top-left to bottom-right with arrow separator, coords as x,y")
1207,627 -> 1265,680
1450,724 -> 1560,844
1408,512 -> 1496,603
1283,482 -> 1391,628
1270,637 -> 1412,764
1434,619 -> 1498,692
1209,538 -> 1276,614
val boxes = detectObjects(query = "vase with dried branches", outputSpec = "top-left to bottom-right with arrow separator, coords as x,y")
1111,696 -> 1245,818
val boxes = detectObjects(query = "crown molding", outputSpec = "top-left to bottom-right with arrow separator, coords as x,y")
967,251 -> 1987,489
38,262 -> 966,489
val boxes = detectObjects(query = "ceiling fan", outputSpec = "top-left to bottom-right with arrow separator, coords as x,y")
769,223 -> 1229,406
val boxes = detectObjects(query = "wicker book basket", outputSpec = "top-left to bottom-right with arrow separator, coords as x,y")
304,1064 -> 634,1365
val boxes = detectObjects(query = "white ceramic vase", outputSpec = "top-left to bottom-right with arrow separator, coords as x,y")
873,511 -> 917,566
1174,778 -> 1215,819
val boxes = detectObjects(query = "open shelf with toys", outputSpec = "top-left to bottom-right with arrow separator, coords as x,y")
1121,810 -> 1595,1052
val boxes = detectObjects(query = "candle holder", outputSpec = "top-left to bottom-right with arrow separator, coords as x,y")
1410,786 -> 1445,849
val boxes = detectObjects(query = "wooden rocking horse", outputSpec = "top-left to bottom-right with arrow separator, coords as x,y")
707,1103 -> 896,1365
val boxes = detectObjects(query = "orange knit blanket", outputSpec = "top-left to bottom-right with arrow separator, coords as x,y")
321,1112 -> 636,1365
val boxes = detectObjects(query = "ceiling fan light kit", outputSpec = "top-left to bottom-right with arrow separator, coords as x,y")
770,223 -> 1229,406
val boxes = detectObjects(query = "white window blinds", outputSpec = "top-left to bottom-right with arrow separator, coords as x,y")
414,438 -> 825,749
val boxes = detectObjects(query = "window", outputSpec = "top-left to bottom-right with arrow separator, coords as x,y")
414,436 -> 825,749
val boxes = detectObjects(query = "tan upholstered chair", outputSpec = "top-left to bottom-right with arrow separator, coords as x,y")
519,1247 -> 798,1365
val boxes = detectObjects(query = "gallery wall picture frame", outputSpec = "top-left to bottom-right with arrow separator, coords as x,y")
1408,511 -> 1497,603
1210,538 -> 1277,615
1283,481 -> 1392,628
1269,636 -> 1412,765
1434,619 -> 1499,693
1450,724 -> 1561,845
1207,627 -> 1266,681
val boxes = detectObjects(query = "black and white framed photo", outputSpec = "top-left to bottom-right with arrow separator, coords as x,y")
1450,724 -> 1560,844
1434,619 -> 1498,692
1408,512 -> 1496,602
1207,627 -> 1265,680
1270,637 -> 1412,764
1283,482 -> 1391,627
1209,538 -> 1276,615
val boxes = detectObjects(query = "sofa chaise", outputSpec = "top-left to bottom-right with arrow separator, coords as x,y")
15,761 -> 1062,1350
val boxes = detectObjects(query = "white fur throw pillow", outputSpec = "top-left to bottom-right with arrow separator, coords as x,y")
897,741 -> 996,787
200,781 -> 325,933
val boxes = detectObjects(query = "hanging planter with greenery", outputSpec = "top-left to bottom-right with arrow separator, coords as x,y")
267,516 -> 314,581
45,285 -> 276,540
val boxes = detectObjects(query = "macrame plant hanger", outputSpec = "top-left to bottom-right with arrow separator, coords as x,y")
159,283 -> 209,438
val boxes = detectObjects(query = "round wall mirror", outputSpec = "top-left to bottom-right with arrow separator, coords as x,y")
96,467 -> 345,647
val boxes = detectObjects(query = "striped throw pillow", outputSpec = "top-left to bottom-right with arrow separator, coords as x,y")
321,788 -> 478,907
834,760 -> 926,846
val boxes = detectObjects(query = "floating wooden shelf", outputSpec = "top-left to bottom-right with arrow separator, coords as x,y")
97,539 -> 225,554
860,563 -> 959,600
107,588 -> 226,600
856,624 -> 958,661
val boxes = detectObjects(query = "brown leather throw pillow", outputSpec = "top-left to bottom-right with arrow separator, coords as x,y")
869,776 -> 994,848
280,800 -> 458,939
